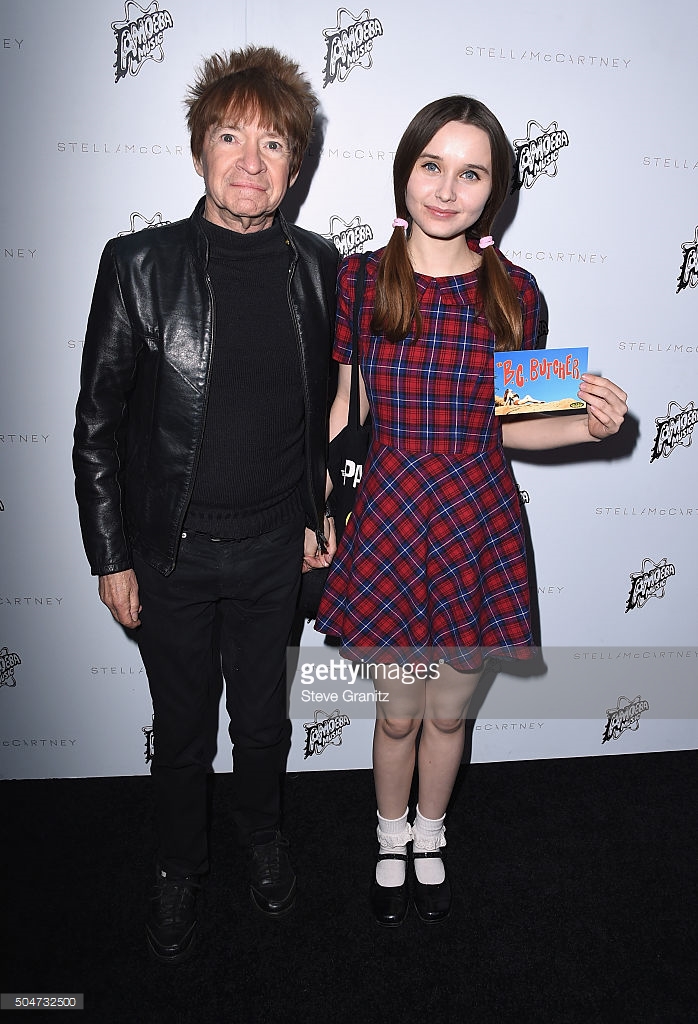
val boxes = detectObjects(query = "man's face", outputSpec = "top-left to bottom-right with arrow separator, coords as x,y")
194,117 -> 297,233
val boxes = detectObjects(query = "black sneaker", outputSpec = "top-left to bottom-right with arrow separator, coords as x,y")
146,867 -> 201,963
249,830 -> 296,916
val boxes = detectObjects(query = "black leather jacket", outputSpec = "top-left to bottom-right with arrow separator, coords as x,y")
73,199 -> 339,576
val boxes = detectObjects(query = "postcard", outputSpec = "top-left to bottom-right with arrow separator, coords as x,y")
494,347 -> 589,415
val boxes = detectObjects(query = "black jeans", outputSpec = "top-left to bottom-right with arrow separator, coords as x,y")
134,516 -> 304,876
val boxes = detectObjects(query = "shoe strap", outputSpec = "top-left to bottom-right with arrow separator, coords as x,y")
413,850 -> 444,860
377,852 -> 408,862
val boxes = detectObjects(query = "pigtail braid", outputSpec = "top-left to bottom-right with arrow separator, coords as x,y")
477,245 -> 523,351
371,223 -> 422,343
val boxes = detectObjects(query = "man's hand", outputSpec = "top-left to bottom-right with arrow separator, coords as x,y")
98,569 -> 142,628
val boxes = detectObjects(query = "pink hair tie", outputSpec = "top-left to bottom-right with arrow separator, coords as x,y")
392,218 -> 409,230
479,235 -> 494,249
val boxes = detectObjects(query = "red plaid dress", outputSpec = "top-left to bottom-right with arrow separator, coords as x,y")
315,248 -> 541,671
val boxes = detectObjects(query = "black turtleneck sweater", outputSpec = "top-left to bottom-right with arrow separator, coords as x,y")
184,215 -> 305,538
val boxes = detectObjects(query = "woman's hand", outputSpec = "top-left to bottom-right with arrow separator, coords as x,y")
302,516 -> 337,572
578,374 -> 628,441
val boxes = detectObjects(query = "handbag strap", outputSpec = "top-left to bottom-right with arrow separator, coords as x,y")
349,253 -> 369,432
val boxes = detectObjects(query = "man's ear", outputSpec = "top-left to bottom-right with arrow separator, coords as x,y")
288,169 -> 300,189
193,154 -> 204,179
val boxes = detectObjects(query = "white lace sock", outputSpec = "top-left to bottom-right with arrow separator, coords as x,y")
375,808 -> 412,887
412,806 -> 446,885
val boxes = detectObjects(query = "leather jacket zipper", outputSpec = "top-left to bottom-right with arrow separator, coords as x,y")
286,242 -> 326,552
173,237 -> 216,561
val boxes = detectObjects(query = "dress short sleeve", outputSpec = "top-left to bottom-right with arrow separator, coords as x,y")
333,255 -> 360,364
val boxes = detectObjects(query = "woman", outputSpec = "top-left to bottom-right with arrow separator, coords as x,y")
315,96 -> 627,925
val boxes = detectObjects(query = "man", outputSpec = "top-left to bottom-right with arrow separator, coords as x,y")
73,46 -> 338,962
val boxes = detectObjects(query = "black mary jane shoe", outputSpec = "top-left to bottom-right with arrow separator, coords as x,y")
370,853 -> 409,926
412,851 -> 451,923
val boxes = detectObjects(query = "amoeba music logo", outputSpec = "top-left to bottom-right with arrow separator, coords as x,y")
625,556 -> 676,613
324,214 -> 374,256
303,709 -> 351,758
512,120 -> 570,191
676,226 -> 698,293
650,400 -> 697,463
323,8 -> 384,87
111,1 -> 174,83
1,646 -> 22,688
602,695 -> 650,743
117,211 -> 171,235
142,716 -> 154,764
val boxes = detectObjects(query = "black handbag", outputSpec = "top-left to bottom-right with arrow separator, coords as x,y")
327,252 -> 372,545
297,253 -> 371,620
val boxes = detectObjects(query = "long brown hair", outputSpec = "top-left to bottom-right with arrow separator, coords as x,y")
372,96 -> 523,351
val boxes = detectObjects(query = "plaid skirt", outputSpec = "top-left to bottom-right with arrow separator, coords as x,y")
315,443 -> 533,672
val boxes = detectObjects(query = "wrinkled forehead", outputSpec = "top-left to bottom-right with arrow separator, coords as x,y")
208,93 -> 288,142
208,112 -> 286,141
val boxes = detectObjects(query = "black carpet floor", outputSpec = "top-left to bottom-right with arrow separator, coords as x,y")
3,750 -> 696,1024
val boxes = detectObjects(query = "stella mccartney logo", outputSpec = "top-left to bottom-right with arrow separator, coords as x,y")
465,45 -> 631,70
322,7 -> 384,87
303,709 -> 351,758
117,211 -> 171,235
625,557 -> 676,612
0,434 -> 49,445
676,226 -> 698,293
3,248 -> 37,259
111,1 -> 174,83
0,646 -> 22,688
512,120 -> 570,191
602,695 -> 650,743
324,214 -> 374,256
617,341 -> 696,355
650,400 -> 697,463
502,250 -> 606,266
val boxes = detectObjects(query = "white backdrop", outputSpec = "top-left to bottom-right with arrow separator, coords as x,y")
1,0 -> 696,779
